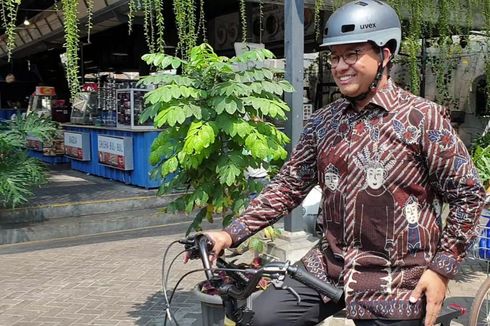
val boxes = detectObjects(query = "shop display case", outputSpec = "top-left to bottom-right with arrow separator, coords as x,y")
27,86 -> 55,118
116,89 -> 153,129
70,92 -> 99,125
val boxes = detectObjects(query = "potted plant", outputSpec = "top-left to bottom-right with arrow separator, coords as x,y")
139,43 -> 292,325
193,255 -> 270,326
138,43 -> 293,234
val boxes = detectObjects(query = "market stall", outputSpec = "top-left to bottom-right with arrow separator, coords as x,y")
25,86 -> 71,164
62,76 -> 160,189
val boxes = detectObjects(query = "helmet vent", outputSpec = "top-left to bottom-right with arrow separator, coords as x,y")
355,1 -> 368,6
341,24 -> 355,33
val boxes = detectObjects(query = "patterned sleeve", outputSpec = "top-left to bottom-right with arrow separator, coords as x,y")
421,103 -> 485,278
223,114 -> 320,247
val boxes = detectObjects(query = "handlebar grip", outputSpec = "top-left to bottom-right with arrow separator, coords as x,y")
197,235 -> 214,281
288,266 -> 344,303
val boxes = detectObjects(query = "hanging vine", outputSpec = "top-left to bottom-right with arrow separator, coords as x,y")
196,0 -> 207,43
61,0 -> 80,100
127,0 -> 136,35
173,0 -> 197,58
154,0 -> 166,53
143,0 -> 155,53
239,0 -> 247,42
258,0 -> 263,44
314,0 -> 323,41
85,0 -> 94,44
0,0 -> 8,30
4,0 -> 19,61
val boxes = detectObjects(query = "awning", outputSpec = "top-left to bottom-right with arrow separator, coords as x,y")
0,0 -> 130,65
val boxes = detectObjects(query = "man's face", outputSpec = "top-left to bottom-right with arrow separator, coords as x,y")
324,172 -> 339,191
404,202 -> 419,224
329,43 -> 382,98
366,167 -> 384,190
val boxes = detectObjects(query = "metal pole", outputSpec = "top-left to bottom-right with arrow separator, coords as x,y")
284,0 -> 304,232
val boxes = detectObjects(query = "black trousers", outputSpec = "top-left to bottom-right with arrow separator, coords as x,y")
248,274 -> 423,326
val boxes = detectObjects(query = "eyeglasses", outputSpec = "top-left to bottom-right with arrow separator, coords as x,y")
327,49 -> 362,68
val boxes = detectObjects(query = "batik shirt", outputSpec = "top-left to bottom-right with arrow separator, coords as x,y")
224,80 -> 486,319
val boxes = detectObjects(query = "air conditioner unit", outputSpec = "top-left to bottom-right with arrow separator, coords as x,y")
251,5 -> 317,44
212,12 -> 240,51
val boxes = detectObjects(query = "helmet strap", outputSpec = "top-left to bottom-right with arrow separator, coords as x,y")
344,48 -> 386,107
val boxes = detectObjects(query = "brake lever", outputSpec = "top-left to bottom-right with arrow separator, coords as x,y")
271,279 -> 302,305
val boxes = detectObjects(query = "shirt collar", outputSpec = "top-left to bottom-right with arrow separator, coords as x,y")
341,79 -> 400,114
369,78 -> 399,112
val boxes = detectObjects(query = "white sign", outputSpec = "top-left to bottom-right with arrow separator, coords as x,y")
98,136 -> 125,155
64,132 -> 82,148
97,135 -> 133,170
64,131 -> 90,161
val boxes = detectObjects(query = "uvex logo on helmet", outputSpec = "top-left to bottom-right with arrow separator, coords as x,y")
360,23 -> 377,29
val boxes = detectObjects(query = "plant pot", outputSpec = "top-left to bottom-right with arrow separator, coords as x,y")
193,282 -> 225,326
193,281 -> 263,326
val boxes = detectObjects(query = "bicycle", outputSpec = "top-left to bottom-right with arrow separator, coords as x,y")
468,208 -> 490,325
161,233 -> 466,326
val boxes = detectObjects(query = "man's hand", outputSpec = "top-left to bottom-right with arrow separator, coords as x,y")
409,269 -> 449,326
183,230 -> 233,264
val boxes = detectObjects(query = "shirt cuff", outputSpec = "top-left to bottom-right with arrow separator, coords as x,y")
428,251 -> 460,279
223,220 -> 252,248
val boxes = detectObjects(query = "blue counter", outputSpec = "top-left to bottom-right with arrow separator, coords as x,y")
0,108 -> 25,121
63,124 -> 161,189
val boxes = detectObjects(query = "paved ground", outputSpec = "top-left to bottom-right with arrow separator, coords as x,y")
0,166 -> 488,325
0,221 -> 487,326
25,164 -> 158,207
0,222 -> 209,326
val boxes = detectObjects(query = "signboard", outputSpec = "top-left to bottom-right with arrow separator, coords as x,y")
97,135 -> 133,170
64,131 -> 90,161
35,86 -> 56,96
26,135 -> 43,151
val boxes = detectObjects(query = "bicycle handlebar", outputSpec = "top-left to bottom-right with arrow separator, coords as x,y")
287,265 -> 344,303
183,234 -> 344,303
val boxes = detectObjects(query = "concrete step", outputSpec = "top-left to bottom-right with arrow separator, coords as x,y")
0,192 -> 182,224
0,207 -> 195,245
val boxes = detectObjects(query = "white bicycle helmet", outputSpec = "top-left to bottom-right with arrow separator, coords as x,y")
321,0 -> 401,56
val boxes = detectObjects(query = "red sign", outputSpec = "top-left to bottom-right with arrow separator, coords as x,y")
35,86 -> 56,96
26,137 -> 43,151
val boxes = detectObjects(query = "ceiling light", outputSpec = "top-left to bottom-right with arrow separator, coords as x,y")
23,17 -> 30,26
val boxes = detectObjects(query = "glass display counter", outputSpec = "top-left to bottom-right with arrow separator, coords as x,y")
70,92 -> 99,125
116,89 -> 153,129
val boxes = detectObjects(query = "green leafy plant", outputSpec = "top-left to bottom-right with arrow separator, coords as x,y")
0,115 -> 57,207
471,128 -> 490,188
138,43 -> 293,234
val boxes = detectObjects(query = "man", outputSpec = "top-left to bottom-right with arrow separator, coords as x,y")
197,0 -> 485,325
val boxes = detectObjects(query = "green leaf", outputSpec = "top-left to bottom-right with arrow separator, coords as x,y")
245,133 -> 269,159
186,207 -> 207,235
278,80 -> 295,92
154,106 -> 187,127
161,156 -> 179,176
216,161 -> 242,186
183,122 -> 216,154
